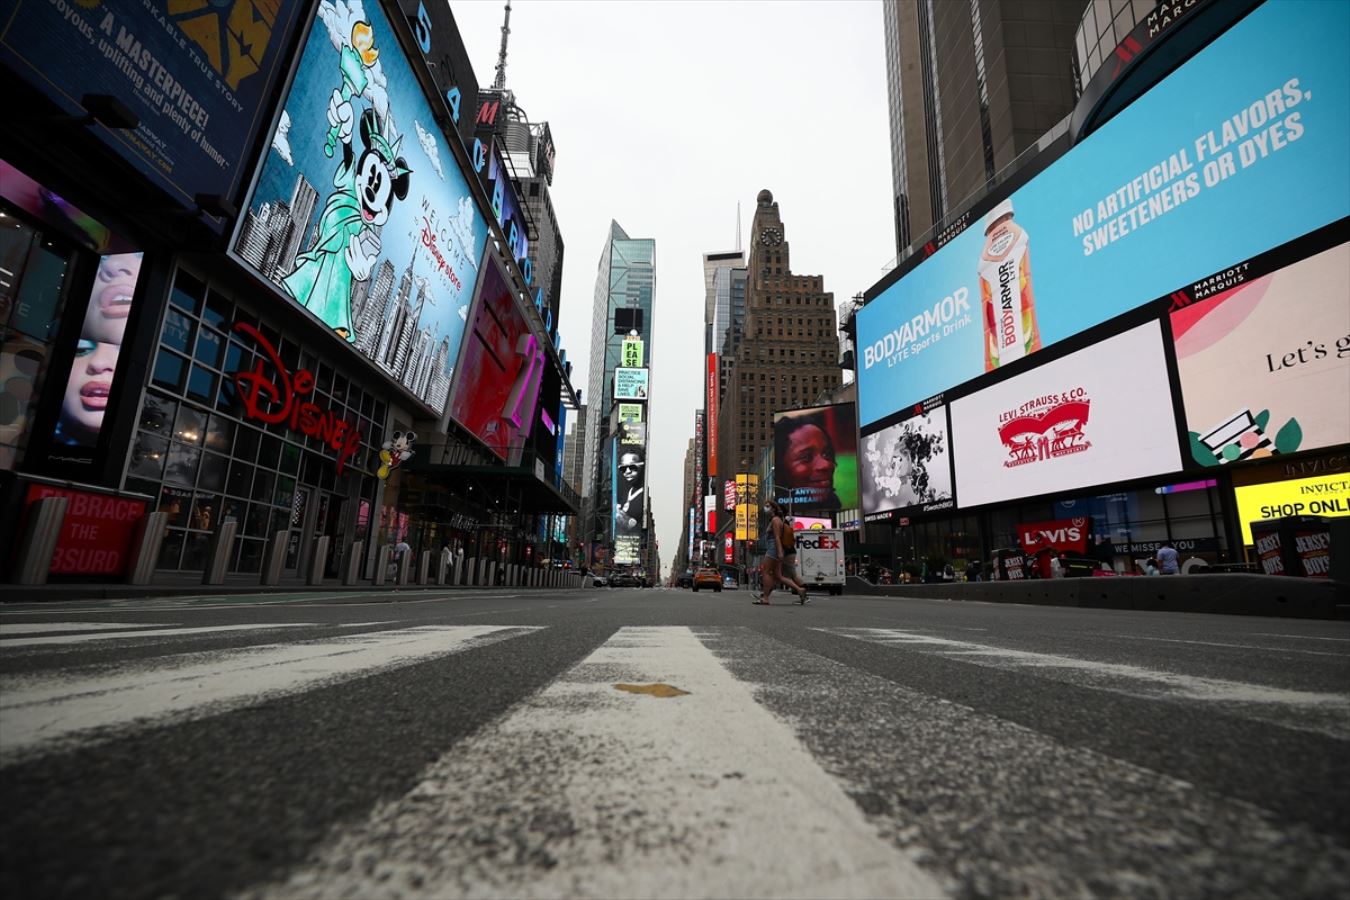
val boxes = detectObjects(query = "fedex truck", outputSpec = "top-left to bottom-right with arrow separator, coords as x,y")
795,529 -> 845,596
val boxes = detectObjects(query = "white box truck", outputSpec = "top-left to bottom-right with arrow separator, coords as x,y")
794,529 -> 846,596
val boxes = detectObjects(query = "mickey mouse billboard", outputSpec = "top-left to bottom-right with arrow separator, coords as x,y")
231,0 -> 488,416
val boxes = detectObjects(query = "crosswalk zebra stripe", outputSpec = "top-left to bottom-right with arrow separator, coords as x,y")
818,627 -> 1350,739
0,625 -> 539,765
0,623 -> 321,648
243,625 -> 946,900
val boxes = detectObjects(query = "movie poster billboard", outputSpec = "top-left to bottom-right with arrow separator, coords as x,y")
860,403 -> 954,517
772,404 -> 859,512
1,1 -> 304,228
231,0 -> 489,415
856,0 -> 1350,426
949,321 -> 1183,508
447,257 -> 545,463
1172,241 -> 1350,467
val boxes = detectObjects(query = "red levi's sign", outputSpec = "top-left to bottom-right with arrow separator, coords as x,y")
23,484 -> 147,576
1017,517 -> 1090,555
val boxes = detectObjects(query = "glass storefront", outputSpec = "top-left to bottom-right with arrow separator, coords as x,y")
121,266 -> 384,575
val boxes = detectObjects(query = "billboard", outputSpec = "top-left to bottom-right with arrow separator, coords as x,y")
618,420 -> 646,447
398,0 -> 479,145
621,337 -> 644,367
1,1 -> 304,227
613,445 -> 646,537
856,0 -> 1350,426
772,403 -> 859,512
232,0 -> 489,415
950,321 -> 1183,508
1233,473 -> 1350,546
860,403 -> 954,516
1017,517 -> 1091,556
706,353 -> 718,477
1172,241 -> 1350,467
614,367 -> 649,400
447,257 -> 545,463
50,253 -> 145,456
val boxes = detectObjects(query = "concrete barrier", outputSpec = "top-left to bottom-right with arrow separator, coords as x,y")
261,530 -> 288,586
464,557 -> 475,585
202,520 -> 237,586
418,550 -> 431,585
307,536 -> 329,585
437,549 -> 450,585
127,510 -> 169,586
372,545 -> 390,586
343,540 -> 364,585
842,573 -> 1347,619
13,496 -> 68,585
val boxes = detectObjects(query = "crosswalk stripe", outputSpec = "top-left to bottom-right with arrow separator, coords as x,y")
0,625 -> 539,765
0,623 -> 320,648
818,627 -> 1350,739
0,622 -> 184,635
243,625 -> 946,900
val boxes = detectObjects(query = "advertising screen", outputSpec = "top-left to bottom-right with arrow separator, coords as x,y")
791,516 -> 831,530
1,1 -> 303,227
1233,473 -> 1350,546
860,404 -> 954,516
735,473 -> 760,541
23,485 -> 148,576
614,367 -> 649,400
949,321 -> 1182,508
856,0 -> 1350,426
1172,241 -> 1350,467
447,257 -> 545,463
773,403 -> 859,512
621,337 -> 644,367
50,253 -> 144,455
613,445 -> 646,538
232,0 -> 488,415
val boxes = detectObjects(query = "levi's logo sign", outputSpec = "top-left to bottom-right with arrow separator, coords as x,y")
998,389 -> 1091,468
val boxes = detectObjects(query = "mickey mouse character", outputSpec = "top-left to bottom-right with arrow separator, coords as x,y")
378,430 -> 416,480
282,22 -> 410,343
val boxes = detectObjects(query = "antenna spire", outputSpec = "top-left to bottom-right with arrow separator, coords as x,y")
735,202 -> 742,253
492,1 -> 512,91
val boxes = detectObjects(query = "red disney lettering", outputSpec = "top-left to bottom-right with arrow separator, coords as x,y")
232,322 -> 364,475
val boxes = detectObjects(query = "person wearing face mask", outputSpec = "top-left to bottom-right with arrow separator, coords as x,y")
55,338 -> 118,445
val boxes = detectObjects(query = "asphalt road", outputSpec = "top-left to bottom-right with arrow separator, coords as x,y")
2,585 -> 1348,899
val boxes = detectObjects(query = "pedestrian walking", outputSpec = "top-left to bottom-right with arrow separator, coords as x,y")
778,516 -> 810,605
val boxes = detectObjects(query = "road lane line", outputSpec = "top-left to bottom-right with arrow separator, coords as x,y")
0,623 -> 319,648
818,627 -> 1350,740
0,622 -> 184,635
0,625 -> 539,765
1112,634 -> 1347,657
241,625 -> 946,900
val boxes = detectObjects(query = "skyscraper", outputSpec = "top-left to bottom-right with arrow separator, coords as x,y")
882,0 -> 1082,255
718,190 -> 841,487
582,221 -> 654,563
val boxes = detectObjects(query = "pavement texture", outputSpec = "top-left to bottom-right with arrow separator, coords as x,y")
2,586 -> 1348,899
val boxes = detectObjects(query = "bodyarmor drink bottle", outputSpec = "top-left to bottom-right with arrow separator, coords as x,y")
979,199 -> 1041,371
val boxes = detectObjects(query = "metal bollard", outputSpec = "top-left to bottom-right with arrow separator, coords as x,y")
372,545 -> 390,586
343,540 -> 364,585
486,560 -> 496,586
202,519 -> 238,586
395,550 -> 411,587
437,549 -> 450,585
126,510 -> 169,586
14,496 -> 69,585
308,535 -> 329,585
418,550 -> 431,585
261,530 -> 289,586
463,556 -> 475,585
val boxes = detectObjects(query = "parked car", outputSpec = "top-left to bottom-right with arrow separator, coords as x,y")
675,570 -> 694,589
692,567 -> 722,592
592,575 -> 609,588
610,572 -> 643,588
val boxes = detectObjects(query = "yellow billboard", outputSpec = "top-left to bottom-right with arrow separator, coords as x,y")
1233,472 -> 1350,545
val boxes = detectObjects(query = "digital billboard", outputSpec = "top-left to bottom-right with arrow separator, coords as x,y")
772,404 -> 859,513
614,367 -> 649,400
1,1 -> 304,227
232,0 -> 489,415
613,445 -> 646,538
860,404 -> 954,517
1233,473 -> 1350,546
949,321 -> 1182,508
50,253 -> 144,457
447,257 -> 545,463
1172,241 -> 1350,467
856,0 -> 1350,426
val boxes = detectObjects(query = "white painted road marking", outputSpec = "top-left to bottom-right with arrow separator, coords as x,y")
243,626 -> 946,900
0,622 -> 184,635
0,625 -> 539,765
0,623 -> 319,648
819,627 -> 1350,740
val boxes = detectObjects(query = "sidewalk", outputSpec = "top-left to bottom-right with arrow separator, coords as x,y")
1,571 -> 584,605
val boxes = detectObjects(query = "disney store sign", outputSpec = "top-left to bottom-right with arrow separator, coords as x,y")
232,322 -> 364,474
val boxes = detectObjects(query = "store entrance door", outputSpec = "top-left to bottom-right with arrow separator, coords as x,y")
285,486 -> 311,574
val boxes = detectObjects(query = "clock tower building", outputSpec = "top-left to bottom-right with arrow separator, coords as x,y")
717,189 -> 841,499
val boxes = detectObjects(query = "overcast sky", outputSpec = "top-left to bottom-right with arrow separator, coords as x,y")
450,0 -> 894,575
